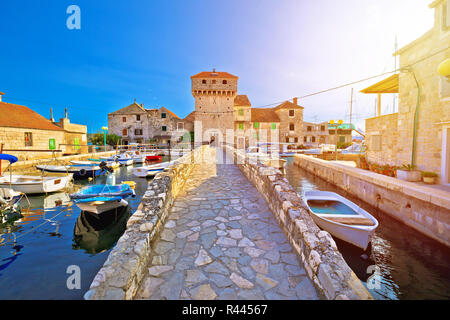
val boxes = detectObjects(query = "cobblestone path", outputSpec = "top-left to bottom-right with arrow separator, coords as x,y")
136,149 -> 320,300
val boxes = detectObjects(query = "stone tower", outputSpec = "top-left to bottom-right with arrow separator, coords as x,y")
191,69 -> 238,144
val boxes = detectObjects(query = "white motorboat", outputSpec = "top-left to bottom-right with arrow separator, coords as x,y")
0,174 -> 73,194
100,154 -> 134,166
303,191 -> 378,251
132,161 -> 175,178
70,160 -> 120,169
70,184 -> 135,214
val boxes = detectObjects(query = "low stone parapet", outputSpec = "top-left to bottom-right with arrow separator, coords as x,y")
294,154 -> 450,247
224,146 -> 372,300
84,145 -> 209,300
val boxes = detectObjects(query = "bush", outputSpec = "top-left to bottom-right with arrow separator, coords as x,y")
399,164 -> 417,171
89,132 -> 122,146
422,171 -> 437,177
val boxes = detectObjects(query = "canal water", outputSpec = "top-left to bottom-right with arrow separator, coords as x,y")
0,163 -> 156,300
284,158 -> 450,300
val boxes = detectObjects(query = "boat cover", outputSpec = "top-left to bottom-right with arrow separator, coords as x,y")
70,184 -> 134,202
0,154 -> 18,164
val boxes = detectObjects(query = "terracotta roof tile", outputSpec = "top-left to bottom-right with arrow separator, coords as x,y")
191,71 -> 238,79
108,102 -> 147,115
251,108 -> 280,123
274,101 -> 304,110
183,111 -> 195,122
234,95 -> 251,106
159,107 -> 180,119
0,101 -> 63,131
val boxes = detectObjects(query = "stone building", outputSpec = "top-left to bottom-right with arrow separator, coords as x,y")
108,101 -> 193,145
364,0 -> 450,184
303,121 -> 329,147
191,70 -> 304,147
0,92 -> 88,161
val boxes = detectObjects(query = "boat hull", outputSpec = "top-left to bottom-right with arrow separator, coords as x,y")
76,199 -> 128,214
303,191 -> 378,251
36,165 -> 106,180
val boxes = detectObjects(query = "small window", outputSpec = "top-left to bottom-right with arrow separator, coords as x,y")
223,80 -> 227,84
321,125 -> 325,131
122,129 -> 128,136
202,79 -> 206,84
49,138 -> 56,150
307,126 -> 312,132
74,137 -> 80,150
162,126 -> 167,132
289,110 -> 295,117
304,136 -> 307,142
238,109 -> 244,116
371,135 -> 382,151
271,123 -> 276,130
122,117 -> 126,122
25,132 -> 33,146
177,122 -> 184,131
161,113 -> 166,119
212,80 -> 216,84
311,136 -> 316,143
285,137 -> 289,143
136,115 -> 141,121
289,123 -> 295,131
238,123 -> 244,130
254,122 -> 259,129
295,137 -> 299,143
135,129 -> 143,135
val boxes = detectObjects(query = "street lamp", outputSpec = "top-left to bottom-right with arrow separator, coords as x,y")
102,126 -> 108,152
329,119 -> 343,160
438,58 -> 450,80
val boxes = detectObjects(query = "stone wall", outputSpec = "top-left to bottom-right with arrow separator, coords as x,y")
365,113 -> 398,166
84,145 -> 208,300
224,145 -> 372,300
294,154 -> 450,248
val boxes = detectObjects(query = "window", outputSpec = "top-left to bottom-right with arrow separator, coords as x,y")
136,115 -> 141,121
238,109 -> 244,116
161,113 -> 166,119
307,126 -> 312,132
135,129 -> 143,135
304,136 -> 307,142
321,125 -> 325,131
162,126 -> 167,132
49,138 -> 56,150
286,137 -> 289,143
223,80 -> 227,84
289,110 -> 295,117
202,79 -> 206,84
440,76 -> 450,99
238,123 -> 244,130
177,122 -> 184,131
24,132 -> 32,146
122,129 -> 128,136
311,136 -> 316,143
339,136 -> 346,143
271,123 -> 276,130
74,137 -> 80,150
254,122 -> 259,129
289,123 -> 295,131
122,117 -> 126,122
371,135 -> 382,151
212,80 -> 216,84
294,137 -> 298,143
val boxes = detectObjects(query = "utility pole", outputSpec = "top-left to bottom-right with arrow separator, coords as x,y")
393,35 -> 398,113
349,88 -> 354,125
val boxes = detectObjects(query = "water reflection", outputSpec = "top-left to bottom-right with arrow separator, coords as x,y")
284,160 -> 450,300
73,206 -> 132,254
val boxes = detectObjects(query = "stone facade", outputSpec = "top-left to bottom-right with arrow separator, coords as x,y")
365,1 -> 450,184
303,122 -> 329,147
191,70 -> 304,148
108,102 -> 193,145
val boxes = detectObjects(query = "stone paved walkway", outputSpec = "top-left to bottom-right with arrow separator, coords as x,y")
136,148 -> 320,300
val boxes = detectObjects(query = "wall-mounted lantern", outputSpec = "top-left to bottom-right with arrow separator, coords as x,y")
438,58 -> 450,79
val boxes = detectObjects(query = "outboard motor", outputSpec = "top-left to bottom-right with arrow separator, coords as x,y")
99,161 -> 108,172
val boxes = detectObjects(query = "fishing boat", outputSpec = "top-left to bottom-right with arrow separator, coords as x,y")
71,160 -> 120,169
132,160 -> 174,178
0,154 -> 73,194
36,164 -> 107,180
100,154 -> 134,166
145,155 -> 162,163
70,184 -> 135,214
0,187 -> 23,224
303,191 -> 378,251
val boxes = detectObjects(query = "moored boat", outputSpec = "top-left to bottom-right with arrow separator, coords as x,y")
132,160 -> 174,178
70,184 -> 135,214
71,160 -> 120,169
36,164 -> 107,180
303,191 -> 378,251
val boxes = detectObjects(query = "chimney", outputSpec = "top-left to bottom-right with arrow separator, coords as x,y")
50,108 -> 55,122
65,107 -> 68,119
0,91 -> 4,102
140,103 -> 144,108
293,97 -> 298,105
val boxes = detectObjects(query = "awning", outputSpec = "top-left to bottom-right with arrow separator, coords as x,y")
0,154 -> 18,163
360,74 -> 399,94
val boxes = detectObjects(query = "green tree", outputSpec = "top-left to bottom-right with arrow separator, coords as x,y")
89,132 -> 122,146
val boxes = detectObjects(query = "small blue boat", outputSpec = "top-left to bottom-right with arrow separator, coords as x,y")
70,184 -> 135,214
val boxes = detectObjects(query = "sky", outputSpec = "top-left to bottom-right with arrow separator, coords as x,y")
0,0 -> 434,133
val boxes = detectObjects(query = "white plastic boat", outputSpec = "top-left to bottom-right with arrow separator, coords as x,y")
70,160 -> 120,169
70,184 -> 135,214
0,174 -> 73,194
100,154 -> 134,166
303,191 -> 378,251
132,161 -> 175,178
